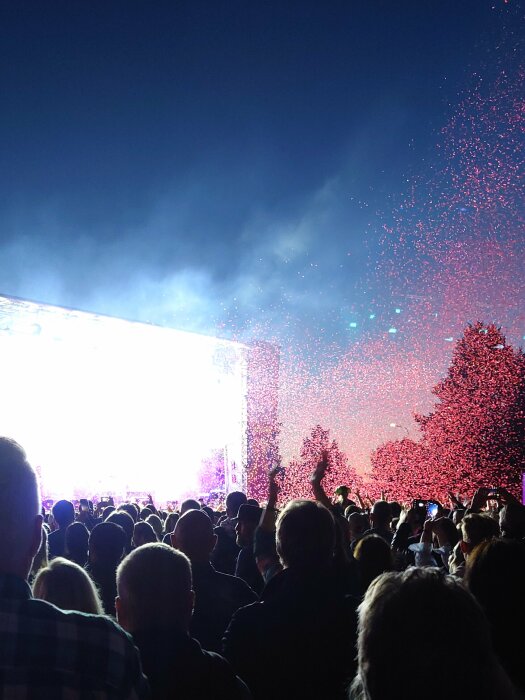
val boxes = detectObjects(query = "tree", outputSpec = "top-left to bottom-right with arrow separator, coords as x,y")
418,322 -> 525,497
370,322 -> 525,501
280,424 -> 362,503
370,438 -> 431,502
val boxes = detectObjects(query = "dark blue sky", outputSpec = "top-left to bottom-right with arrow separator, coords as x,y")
0,0 -> 517,342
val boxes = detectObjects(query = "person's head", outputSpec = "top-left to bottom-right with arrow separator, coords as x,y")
139,506 -> 154,521
88,522 -> 126,567
276,499 -> 335,570
465,538 -> 525,689
52,499 -> 75,529
348,512 -> 369,542
369,501 -> 391,530
132,521 -> 158,548
225,491 -> 247,519
388,502 -> 402,521
0,437 -> 43,578
499,503 -> 525,540
65,521 -> 89,564
465,537 -> 525,623
116,543 -> 193,633
200,506 -> 214,523
106,510 -> 135,552
101,505 -> 116,520
145,513 -> 163,540
354,534 -> 394,592
180,499 -> 201,515
353,567 -> 514,700
246,498 -> 260,507
460,513 -> 499,557
33,557 -> 103,614
172,509 -> 217,563
234,504 -> 262,548
163,512 -> 179,534
119,503 -> 139,522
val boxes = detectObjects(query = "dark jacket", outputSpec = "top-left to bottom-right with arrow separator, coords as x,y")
191,562 -> 257,653
223,567 -> 358,700
133,629 -> 250,700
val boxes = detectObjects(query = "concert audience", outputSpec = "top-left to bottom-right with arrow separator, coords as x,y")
116,543 -> 251,699
3,432 -> 525,699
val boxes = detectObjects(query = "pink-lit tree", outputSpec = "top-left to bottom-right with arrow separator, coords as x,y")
370,322 -> 525,501
280,424 -> 362,503
370,438 -> 431,503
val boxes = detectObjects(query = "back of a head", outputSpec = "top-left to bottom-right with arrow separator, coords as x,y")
133,521 -> 158,546
461,513 -> 500,550
499,503 -> 525,540
466,537 -> 525,624
370,501 -> 391,529
107,510 -> 135,549
89,522 -> 126,566
173,509 -> 215,561
180,499 -> 201,515
355,567 -> 511,700
116,543 -> 192,632
225,491 -> 247,518
465,538 -> 525,691
52,500 -> 75,528
119,503 -> 139,522
0,437 -> 41,572
65,522 -> 89,556
276,499 -> 335,570
354,534 -> 393,592
33,557 -> 103,614
145,513 -> 163,539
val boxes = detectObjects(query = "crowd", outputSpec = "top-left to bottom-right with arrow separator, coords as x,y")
1,436 -> 525,699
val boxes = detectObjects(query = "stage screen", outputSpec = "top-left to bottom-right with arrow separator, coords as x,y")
0,296 -> 248,503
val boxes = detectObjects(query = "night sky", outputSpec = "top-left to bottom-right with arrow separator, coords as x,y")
1,1 -> 523,471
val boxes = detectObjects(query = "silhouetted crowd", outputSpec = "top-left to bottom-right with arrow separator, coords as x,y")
1,437 -> 525,699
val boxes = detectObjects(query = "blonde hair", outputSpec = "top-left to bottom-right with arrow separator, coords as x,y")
33,557 -> 103,614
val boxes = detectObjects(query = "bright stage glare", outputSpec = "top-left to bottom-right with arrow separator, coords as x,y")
0,295 -> 248,503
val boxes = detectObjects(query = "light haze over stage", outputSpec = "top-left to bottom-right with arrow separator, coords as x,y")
0,294 -> 248,503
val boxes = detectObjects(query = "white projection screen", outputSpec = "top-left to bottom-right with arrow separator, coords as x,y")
0,295 -> 248,503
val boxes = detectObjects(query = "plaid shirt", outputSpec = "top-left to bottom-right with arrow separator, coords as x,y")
0,573 -> 149,700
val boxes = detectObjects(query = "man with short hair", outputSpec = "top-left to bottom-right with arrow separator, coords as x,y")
173,509 -> 257,652
211,491 -> 247,574
116,543 -> 250,699
234,504 -> 264,595
363,500 -> 393,544
223,499 -> 358,700
48,498 -> 75,558
0,437 -> 148,698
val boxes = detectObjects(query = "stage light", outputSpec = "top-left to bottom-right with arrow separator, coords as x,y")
349,322 -> 358,328
0,296 -> 248,503
388,327 -> 397,334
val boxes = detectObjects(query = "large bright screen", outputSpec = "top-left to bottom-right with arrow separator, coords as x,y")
0,296 -> 248,503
